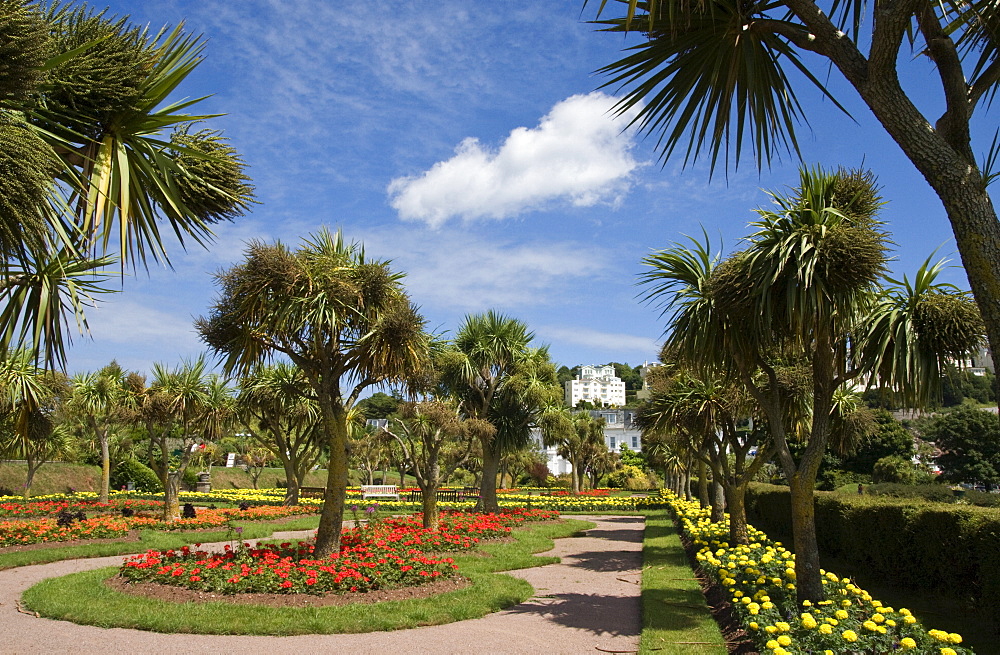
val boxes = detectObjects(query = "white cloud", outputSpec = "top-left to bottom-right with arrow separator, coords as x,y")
537,326 -> 659,356
387,93 -> 642,226
82,300 -> 202,351
353,226 -> 615,311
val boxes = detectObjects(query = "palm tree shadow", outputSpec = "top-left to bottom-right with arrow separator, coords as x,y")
564,549 -> 641,573
506,592 -> 641,636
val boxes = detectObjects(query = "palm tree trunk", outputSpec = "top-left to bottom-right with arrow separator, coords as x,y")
697,460 -> 709,508
163,471 -> 181,521
479,441 -> 502,513
421,460 -> 441,530
314,401 -> 350,558
98,427 -> 110,504
710,478 -> 725,523
725,482 -> 749,545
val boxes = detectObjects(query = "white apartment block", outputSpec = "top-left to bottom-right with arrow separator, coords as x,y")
565,365 -> 627,407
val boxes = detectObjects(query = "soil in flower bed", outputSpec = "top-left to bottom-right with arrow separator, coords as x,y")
105,573 -> 471,608
0,530 -> 143,554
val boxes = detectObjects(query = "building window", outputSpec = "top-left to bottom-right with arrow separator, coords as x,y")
609,437 -> 616,449
632,436 -> 638,448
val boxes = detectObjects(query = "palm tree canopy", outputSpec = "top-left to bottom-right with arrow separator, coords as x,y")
586,0 -> 1000,173
198,228 -> 430,401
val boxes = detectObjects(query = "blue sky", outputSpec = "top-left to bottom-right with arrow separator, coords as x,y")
64,0 -> 988,381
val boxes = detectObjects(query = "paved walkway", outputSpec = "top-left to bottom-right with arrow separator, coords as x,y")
0,515 -> 644,654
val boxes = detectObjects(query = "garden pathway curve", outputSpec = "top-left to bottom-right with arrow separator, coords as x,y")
0,515 -> 644,654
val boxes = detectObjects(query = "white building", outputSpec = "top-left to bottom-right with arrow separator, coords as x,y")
532,409 -> 643,476
565,365 -> 627,407
635,361 -> 664,400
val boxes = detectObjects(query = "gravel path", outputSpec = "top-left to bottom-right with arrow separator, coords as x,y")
0,515 -> 644,654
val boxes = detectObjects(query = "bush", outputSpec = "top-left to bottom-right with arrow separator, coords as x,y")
109,459 -> 162,493
746,483 -> 1000,630
872,455 -> 917,484
865,482 -> 955,503
606,464 -> 647,490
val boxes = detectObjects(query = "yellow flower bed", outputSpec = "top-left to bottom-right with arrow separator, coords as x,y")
663,491 -> 974,655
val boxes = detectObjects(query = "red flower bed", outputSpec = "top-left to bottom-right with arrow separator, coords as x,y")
120,509 -> 559,595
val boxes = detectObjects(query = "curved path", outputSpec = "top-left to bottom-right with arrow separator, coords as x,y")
0,515 -> 644,654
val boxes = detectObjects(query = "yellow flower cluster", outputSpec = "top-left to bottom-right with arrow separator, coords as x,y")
661,491 -> 974,655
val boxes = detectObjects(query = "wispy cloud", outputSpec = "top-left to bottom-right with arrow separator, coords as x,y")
387,93 -> 642,226
536,325 -> 659,356
354,225 -> 616,311
80,299 -> 202,353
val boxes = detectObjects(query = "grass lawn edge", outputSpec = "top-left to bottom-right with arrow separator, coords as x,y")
20,518 -> 593,635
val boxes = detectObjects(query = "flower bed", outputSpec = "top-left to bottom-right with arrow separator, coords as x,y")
0,515 -> 133,547
664,492 -> 973,655
120,508 -> 557,595
0,498 -> 163,518
0,504 -> 316,548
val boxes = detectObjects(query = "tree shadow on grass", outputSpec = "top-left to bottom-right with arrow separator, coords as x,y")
505,592 -> 641,636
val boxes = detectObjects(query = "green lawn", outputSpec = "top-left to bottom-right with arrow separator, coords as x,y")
640,514 -> 726,655
21,519 -> 591,635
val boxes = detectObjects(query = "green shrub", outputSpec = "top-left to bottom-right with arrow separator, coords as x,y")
109,459 -> 162,493
866,482 -> 955,503
746,483 -> 1000,630
871,455 -> 917,484
607,464 -> 648,490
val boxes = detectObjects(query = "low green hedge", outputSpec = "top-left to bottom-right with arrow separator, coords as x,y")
745,483 -> 1000,628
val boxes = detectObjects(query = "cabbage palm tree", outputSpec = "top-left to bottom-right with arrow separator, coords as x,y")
69,362 -> 128,502
0,349 -> 72,497
0,2 -> 253,368
440,312 -> 561,512
539,408 -> 605,494
197,228 -> 430,557
587,0 -> 1000,381
237,363 -> 322,505
641,166 -> 983,600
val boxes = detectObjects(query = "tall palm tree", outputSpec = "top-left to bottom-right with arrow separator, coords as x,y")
0,349 -> 72,497
237,363 -> 321,505
149,357 -> 221,521
585,0 -> 1000,383
440,312 -> 560,512
641,166 -> 983,600
197,228 -> 430,557
0,3 -> 254,368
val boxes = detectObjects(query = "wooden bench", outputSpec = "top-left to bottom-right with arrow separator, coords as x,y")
361,484 -> 399,500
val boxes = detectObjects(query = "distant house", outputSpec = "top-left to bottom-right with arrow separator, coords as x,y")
565,365 -> 626,407
531,408 -> 643,476
635,361 -> 664,401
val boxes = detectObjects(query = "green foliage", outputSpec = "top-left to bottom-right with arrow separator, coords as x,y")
939,364 -> 996,407
839,409 -> 915,474
109,458 -> 161,493
747,483 -> 1000,629
871,455 -> 917,484
356,392 -> 401,420
927,407 -> 1000,489
618,444 -> 646,470
607,464 -> 648,489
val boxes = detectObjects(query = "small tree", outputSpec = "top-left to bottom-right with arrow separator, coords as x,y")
198,229 -> 429,557
539,409 -> 605,493
382,401 -> 490,529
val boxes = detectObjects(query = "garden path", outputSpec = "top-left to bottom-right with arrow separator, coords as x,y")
0,515 -> 644,654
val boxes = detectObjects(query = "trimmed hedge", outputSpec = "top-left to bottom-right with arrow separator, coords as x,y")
745,483 -> 1000,628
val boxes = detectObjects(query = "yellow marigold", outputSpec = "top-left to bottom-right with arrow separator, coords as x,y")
899,608 -> 912,616
777,635 -> 792,647
872,613 -> 885,623
819,624 -> 833,635
842,630 -> 858,642
900,637 -> 917,649
941,649 -> 957,655
904,615 -> 917,624
749,622 -> 759,630
835,610 -> 849,620
762,602 -> 774,610
801,616 -> 817,630
766,640 -> 779,650
775,622 -> 790,632
949,633 -> 963,644
765,625 -> 778,634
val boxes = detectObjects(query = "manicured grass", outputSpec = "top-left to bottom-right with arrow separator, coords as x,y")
21,518 -> 592,635
640,514 -> 726,655
0,515 -> 321,570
